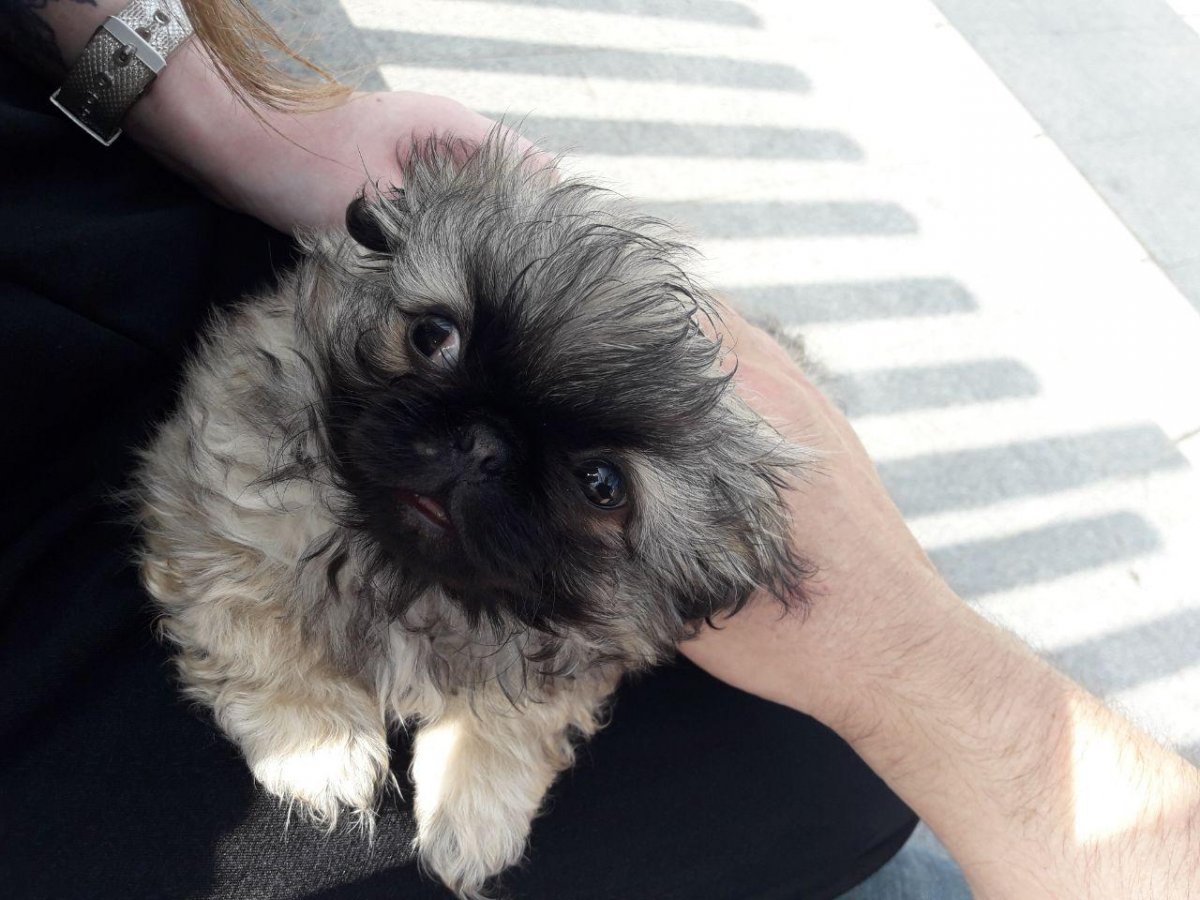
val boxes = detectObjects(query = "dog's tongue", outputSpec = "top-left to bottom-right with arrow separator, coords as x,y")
397,490 -> 452,530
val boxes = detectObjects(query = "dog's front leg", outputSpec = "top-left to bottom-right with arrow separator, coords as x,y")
221,667 -> 392,829
152,581 -> 391,827
410,673 -> 617,897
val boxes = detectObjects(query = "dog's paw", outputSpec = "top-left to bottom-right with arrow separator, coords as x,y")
415,797 -> 530,899
250,730 -> 390,828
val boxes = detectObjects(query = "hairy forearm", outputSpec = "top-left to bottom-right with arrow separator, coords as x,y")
686,330 -> 1200,898
826,585 -> 1200,899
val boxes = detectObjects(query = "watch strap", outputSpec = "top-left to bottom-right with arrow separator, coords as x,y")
50,0 -> 193,146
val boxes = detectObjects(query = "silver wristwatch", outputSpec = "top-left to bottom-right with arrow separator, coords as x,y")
50,0 -> 194,146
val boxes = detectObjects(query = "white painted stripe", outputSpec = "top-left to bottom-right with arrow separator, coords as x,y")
848,400 -> 1138,462
342,0 -> 770,60
377,66 -> 813,126
1110,662 -> 1200,747
566,157 -> 909,204
691,234 -> 936,284
979,585 -> 1196,661
907,474 -> 1199,548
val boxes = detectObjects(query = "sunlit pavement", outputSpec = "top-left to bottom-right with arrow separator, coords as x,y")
259,0 -> 1200,766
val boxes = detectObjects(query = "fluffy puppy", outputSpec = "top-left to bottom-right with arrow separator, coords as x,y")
135,138 -> 809,896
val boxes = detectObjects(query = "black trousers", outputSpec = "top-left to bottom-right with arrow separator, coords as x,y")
0,56 -> 916,900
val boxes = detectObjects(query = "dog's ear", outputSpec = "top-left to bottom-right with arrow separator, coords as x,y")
345,190 -> 405,253
677,472 -> 809,623
647,428 -> 811,626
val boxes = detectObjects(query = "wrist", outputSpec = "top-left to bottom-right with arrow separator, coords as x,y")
124,43 -> 371,232
794,569 -> 971,738
124,39 -> 256,190
49,0 -> 195,147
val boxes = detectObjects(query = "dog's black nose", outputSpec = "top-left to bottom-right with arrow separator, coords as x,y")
454,422 -> 511,477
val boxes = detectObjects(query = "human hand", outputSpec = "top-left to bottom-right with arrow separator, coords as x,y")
128,42 -> 537,234
692,312 -> 1200,900
681,309 -> 958,729
199,89 -> 534,234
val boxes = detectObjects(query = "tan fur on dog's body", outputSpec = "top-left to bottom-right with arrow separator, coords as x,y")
136,141 -> 806,896
140,290 -> 620,893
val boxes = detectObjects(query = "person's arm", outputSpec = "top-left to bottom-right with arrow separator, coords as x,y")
1,0 -> 532,233
686,313 -> 1200,899
124,41 -> 524,233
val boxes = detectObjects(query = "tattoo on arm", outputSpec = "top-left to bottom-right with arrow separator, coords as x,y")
0,0 -> 100,81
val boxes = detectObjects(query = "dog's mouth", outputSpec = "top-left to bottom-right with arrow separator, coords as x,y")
396,489 -> 453,532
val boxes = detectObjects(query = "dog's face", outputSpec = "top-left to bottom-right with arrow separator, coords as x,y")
303,142 -> 804,646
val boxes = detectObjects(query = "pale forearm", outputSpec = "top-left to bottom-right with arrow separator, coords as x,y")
123,37 -> 277,201
822,586 -> 1200,899
4,0 -> 524,235
125,47 -> 417,232
130,50 -> 527,233
1,0 -> 354,235
1,0 -> 235,179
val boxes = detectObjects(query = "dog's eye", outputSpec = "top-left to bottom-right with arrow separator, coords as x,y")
410,315 -> 461,366
575,460 -> 627,509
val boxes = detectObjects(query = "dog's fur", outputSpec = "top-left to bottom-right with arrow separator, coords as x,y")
135,139 -> 809,896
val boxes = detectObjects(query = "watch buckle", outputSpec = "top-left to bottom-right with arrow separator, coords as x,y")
49,89 -> 122,146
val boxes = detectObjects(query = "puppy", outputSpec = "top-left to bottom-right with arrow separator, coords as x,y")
135,138 -> 808,896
